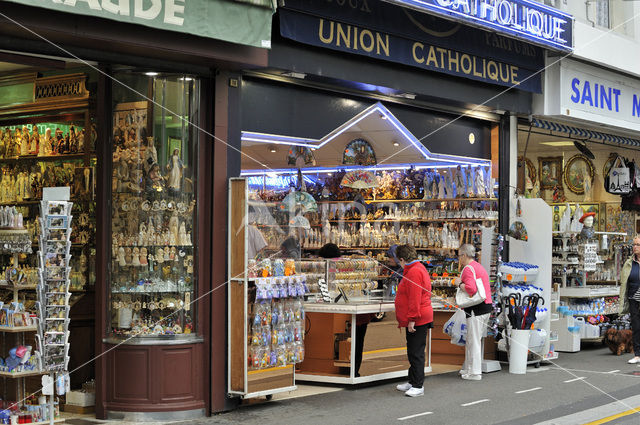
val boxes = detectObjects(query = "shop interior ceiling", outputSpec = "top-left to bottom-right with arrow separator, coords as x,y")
241,102 -> 490,173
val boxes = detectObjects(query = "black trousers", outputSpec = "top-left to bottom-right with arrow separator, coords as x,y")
355,323 -> 368,377
405,323 -> 428,388
630,299 -> 640,356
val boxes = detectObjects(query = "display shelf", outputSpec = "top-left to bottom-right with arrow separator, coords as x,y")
0,370 -> 46,378
339,246 -> 458,251
581,336 -> 603,343
0,284 -> 37,290
316,197 -> 498,204
500,271 -> 539,283
327,218 -> 497,223
559,286 -> 619,298
552,260 -> 580,265
0,326 -> 37,333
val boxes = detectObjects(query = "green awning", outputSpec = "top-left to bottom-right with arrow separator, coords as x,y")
4,0 -> 274,49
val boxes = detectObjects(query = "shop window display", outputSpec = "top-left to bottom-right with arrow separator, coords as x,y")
109,74 -> 198,338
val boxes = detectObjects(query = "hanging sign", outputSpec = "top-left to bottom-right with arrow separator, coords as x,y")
583,243 -> 598,272
280,8 -> 543,93
380,0 -> 573,52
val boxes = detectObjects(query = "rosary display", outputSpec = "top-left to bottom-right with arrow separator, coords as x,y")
110,104 -> 195,337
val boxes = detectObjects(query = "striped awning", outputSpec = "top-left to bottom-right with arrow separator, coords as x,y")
532,118 -> 640,148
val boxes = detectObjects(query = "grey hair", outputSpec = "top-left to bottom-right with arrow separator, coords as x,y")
459,244 -> 476,258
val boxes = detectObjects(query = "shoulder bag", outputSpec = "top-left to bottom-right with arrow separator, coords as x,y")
456,265 -> 487,308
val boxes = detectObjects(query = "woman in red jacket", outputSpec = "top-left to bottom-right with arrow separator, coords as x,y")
394,245 -> 432,397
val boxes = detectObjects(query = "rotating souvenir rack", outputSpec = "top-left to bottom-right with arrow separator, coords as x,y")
34,200 -> 71,423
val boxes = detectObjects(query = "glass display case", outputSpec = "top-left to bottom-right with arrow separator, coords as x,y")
109,74 -> 199,339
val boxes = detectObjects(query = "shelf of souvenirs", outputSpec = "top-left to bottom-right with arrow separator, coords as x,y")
0,283 -> 37,290
337,246 -> 460,252
326,218 -> 497,223
0,198 -> 91,207
0,152 -> 96,163
0,369 -> 46,378
0,325 -> 37,333
316,197 -> 498,204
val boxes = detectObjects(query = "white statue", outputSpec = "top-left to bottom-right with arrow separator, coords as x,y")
166,148 -> 184,193
583,168 -> 593,202
117,247 -> 126,267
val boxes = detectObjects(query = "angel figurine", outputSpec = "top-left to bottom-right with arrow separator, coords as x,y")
437,172 -> 446,199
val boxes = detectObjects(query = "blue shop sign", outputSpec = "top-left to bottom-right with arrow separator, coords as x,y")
382,0 -> 573,51
280,8 -> 542,92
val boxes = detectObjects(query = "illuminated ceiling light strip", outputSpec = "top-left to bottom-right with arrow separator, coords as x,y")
316,106 -> 381,148
241,163 -> 459,176
241,137 -> 318,148
392,0 -> 572,51
374,105 -> 433,159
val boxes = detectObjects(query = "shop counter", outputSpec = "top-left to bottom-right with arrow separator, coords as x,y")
296,301 -> 432,384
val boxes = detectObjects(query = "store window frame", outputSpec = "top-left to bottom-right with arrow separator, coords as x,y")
106,71 -> 202,343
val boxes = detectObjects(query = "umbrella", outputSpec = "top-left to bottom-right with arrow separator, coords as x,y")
341,170 -> 378,189
280,191 -> 317,213
522,294 -> 544,330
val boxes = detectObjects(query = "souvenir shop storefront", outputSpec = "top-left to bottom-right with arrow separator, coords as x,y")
516,57 -> 640,354
226,0 -> 574,399
0,0 -> 273,420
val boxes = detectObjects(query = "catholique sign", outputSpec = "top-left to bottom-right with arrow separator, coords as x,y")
382,0 -> 573,51
3,0 -> 274,48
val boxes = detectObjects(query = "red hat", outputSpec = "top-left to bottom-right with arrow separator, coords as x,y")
579,212 -> 596,223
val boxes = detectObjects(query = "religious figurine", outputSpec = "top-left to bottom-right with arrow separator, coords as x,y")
144,137 -> 157,173
68,125 -> 77,153
132,247 -> 141,266
116,156 -> 130,192
166,148 -> 184,195
0,128 -> 5,159
77,128 -> 85,153
54,128 -> 63,154
146,163 -> 164,193
156,248 -> 164,264
466,165 -> 475,197
179,222 -> 191,246
437,172 -> 446,199
41,128 -> 52,156
29,127 -> 39,155
117,247 -> 126,267
140,248 -> 148,266
579,212 -> 596,240
444,168 -> 454,199
422,169 -> 434,200
20,126 -> 29,156
169,212 -> 179,245
475,166 -> 486,197
454,165 -> 467,198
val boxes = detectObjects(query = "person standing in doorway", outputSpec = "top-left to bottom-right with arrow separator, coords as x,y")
619,235 -> 640,364
457,243 -> 492,381
394,245 -> 432,397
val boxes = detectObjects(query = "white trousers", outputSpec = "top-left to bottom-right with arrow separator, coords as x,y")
462,312 -> 490,376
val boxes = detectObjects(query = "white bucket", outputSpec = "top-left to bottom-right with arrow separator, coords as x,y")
509,329 -> 531,374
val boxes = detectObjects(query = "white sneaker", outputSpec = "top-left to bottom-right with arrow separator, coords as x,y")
396,382 -> 412,391
628,357 -> 640,364
461,374 -> 482,381
405,387 -> 424,397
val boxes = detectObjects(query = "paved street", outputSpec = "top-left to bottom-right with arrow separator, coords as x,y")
180,345 -> 640,425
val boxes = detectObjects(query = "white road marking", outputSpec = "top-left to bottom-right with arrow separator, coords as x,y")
515,387 -> 542,394
461,399 -> 490,406
608,369 -> 620,373
563,377 -> 586,383
398,411 -> 433,421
